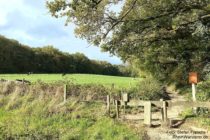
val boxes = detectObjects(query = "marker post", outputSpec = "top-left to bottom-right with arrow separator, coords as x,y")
189,72 -> 198,114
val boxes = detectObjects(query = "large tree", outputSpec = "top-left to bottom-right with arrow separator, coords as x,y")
47,0 -> 210,84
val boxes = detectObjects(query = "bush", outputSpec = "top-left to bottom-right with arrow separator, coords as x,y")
196,80 -> 210,101
129,76 -> 167,100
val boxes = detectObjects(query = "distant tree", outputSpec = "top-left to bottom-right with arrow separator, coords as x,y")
0,35 -> 129,76
72,53 -> 91,73
0,36 -> 34,73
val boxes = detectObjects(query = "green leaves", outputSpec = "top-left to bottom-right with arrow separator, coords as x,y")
47,0 -> 210,84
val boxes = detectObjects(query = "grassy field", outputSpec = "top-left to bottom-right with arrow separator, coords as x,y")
0,74 -> 140,88
0,81 -> 144,139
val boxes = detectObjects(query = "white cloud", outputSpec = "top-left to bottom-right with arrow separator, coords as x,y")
0,13 -> 7,26
0,0 -> 42,27
0,0 -> 24,11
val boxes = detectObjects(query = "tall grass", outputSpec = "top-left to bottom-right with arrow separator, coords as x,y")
0,82 -> 143,140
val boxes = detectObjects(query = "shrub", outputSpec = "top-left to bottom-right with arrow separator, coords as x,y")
129,76 -> 167,100
196,80 -> 210,101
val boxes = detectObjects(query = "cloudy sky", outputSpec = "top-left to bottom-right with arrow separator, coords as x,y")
0,0 -> 122,64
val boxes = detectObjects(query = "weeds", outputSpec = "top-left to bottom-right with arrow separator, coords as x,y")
0,82 -> 141,139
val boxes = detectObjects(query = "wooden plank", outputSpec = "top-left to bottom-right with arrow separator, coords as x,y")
151,101 -> 162,107
144,101 -> 152,126
126,100 -> 162,107
122,93 -> 128,102
127,100 -> 145,106
168,101 -> 210,108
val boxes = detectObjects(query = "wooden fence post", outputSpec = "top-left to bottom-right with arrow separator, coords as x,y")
160,99 -> 164,121
64,84 -> 67,103
115,100 -> 119,119
144,101 -> 151,126
163,101 -> 167,121
161,100 -> 169,127
107,95 -> 110,114
122,93 -> 128,115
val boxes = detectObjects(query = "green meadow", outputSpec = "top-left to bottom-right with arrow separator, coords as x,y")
0,74 -> 140,89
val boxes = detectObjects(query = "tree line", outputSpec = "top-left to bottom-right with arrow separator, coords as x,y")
0,35 -> 137,76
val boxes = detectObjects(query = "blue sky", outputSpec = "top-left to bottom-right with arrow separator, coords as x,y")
0,0 -> 122,64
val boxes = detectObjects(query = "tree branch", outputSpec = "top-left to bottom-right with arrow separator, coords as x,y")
102,0 -> 138,39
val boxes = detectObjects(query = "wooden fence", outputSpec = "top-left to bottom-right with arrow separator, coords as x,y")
106,94 -> 210,127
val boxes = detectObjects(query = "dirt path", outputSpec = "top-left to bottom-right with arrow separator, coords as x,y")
145,93 -> 209,140
121,91 -> 209,140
